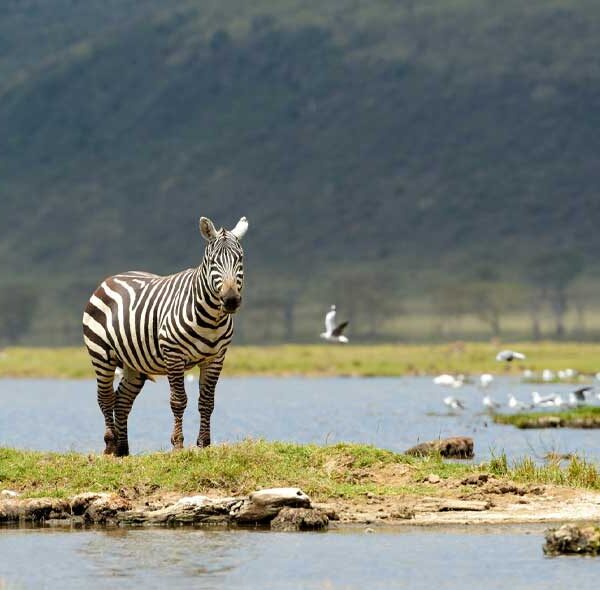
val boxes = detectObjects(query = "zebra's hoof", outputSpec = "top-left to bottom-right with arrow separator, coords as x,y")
104,431 -> 117,455
115,442 -> 130,457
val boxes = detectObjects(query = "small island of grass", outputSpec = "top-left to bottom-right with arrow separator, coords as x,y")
494,406 -> 600,429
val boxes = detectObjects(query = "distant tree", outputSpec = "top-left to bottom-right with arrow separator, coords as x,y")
529,250 -> 584,339
0,285 -> 39,344
431,283 -> 472,337
333,270 -> 402,339
466,281 -> 524,338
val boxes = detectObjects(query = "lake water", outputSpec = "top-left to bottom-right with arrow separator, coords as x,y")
0,376 -> 599,461
1,376 -> 599,588
0,525 -> 597,590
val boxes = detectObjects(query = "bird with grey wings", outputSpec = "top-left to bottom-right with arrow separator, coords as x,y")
320,305 -> 349,343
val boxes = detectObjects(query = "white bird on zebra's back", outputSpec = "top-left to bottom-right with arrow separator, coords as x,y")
508,394 -> 531,410
443,395 -> 466,411
496,350 -> 526,362
479,373 -> 494,388
320,305 -> 349,343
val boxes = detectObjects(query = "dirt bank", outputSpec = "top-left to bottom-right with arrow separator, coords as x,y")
3,476 -> 600,529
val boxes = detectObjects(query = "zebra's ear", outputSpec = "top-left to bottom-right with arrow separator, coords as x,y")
231,216 -> 248,240
199,217 -> 218,241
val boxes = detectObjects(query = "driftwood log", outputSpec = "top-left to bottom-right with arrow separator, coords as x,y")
0,487 -> 327,530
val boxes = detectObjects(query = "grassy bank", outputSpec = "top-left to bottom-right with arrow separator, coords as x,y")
2,342 -> 600,379
494,407 -> 600,429
1,441 -> 599,500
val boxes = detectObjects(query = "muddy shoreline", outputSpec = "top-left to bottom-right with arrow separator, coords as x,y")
3,479 -> 600,529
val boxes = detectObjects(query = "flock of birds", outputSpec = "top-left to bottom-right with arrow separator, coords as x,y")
435,349 -> 600,413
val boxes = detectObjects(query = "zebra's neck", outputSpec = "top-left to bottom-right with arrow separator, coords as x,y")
192,264 -> 228,327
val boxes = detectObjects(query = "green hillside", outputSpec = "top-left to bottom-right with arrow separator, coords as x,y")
1,1 -> 600,344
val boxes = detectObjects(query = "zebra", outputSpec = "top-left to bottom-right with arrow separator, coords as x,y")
82,215 -> 248,456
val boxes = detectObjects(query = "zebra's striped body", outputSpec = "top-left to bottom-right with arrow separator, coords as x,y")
83,216 -> 248,455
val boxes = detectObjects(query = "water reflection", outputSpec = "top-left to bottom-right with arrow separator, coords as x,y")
0,526 -> 597,590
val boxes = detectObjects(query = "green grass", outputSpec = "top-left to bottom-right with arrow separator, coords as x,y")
0,440 -> 454,499
2,342 -> 600,378
489,451 -> 600,488
494,407 -> 600,429
1,441 -> 599,500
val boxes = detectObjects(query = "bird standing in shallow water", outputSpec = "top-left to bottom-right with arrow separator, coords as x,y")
443,396 -> 465,410
320,305 -> 349,343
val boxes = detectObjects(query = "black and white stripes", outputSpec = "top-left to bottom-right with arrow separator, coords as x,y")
83,216 -> 248,455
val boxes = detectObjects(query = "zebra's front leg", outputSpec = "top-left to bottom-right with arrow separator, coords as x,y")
167,366 -> 187,449
197,358 -> 224,448
95,368 -> 117,455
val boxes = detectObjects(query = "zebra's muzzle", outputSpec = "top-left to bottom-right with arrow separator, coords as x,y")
221,293 -> 241,313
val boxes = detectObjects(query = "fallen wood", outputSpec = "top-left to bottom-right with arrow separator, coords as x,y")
232,487 -> 312,524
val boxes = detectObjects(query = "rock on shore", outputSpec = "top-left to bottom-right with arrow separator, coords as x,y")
405,437 -> 474,459
544,524 -> 600,556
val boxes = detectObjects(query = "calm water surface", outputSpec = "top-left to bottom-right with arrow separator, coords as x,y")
1,377 -> 599,588
0,525 -> 597,590
0,376 -> 598,461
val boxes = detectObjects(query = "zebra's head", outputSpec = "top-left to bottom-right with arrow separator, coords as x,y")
199,216 -> 248,314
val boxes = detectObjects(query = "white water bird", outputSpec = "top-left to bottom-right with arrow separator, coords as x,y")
531,391 -> 558,407
541,369 -> 555,382
522,369 -> 534,380
569,386 -> 592,406
443,396 -> 465,410
479,373 -> 494,388
496,350 -> 526,362
433,374 -> 464,388
185,374 -> 195,383
320,305 -> 349,343
482,395 -> 500,410
508,394 -> 530,410
114,366 -> 124,381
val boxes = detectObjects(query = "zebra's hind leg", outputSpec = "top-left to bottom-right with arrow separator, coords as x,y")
114,368 -> 147,457
167,364 -> 187,450
92,363 -> 118,455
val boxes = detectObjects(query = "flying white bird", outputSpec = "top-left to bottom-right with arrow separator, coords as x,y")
443,396 -> 465,410
479,373 -> 494,388
569,386 -> 592,406
508,394 -> 530,410
320,305 -> 349,343
496,350 -> 526,362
